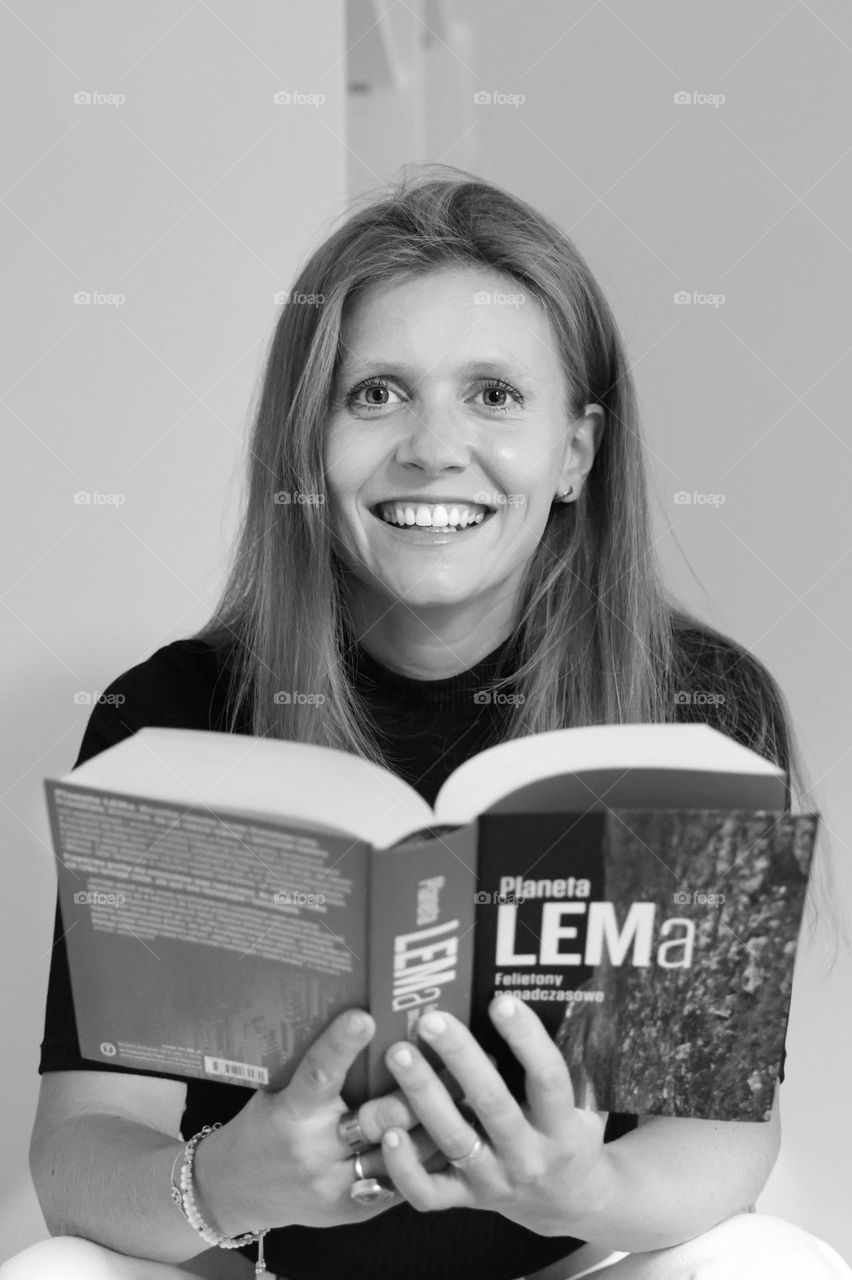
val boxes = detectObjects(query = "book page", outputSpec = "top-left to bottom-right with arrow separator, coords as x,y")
433,724 -> 785,824
65,727 -> 436,848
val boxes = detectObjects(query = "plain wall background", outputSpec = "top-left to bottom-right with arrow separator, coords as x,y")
1,0 -> 850,1266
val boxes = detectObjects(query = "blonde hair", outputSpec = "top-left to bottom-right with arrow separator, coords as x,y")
191,164 -> 844,966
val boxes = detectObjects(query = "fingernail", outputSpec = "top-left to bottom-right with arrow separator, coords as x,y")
349,1013 -> 369,1035
494,996 -> 516,1018
391,1046 -> 413,1067
418,1012 -> 446,1038
384,1130 -> 401,1149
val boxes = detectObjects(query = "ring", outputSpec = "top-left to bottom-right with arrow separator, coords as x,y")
449,1136 -> 484,1170
337,1109 -> 372,1155
349,1153 -> 395,1206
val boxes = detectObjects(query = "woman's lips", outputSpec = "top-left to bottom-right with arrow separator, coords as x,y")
369,507 -> 498,543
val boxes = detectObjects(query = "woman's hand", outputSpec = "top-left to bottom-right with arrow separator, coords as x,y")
194,1008 -> 447,1235
356,994 -> 615,1238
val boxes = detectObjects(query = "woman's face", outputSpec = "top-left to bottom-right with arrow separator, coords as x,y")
324,265 -> 602,620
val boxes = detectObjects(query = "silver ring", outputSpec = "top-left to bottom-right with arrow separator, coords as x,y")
337,1109 -> 372,1155
350,1152 -> 395,1205
449,1136 -> 484,1170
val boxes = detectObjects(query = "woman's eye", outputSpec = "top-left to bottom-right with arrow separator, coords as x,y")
344,376 -> 525,414
349,379 -> 400,409
479,381 -> 524,412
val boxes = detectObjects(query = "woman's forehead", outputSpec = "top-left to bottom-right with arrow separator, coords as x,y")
339,275 -> 560,376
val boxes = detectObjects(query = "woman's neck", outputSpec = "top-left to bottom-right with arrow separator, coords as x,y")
354,627 -> 518,680
345,597 -> 521,680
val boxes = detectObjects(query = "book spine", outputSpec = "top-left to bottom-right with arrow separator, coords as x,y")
365,822 -> 479,1096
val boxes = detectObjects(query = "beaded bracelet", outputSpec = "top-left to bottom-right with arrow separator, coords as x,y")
169,1122 -> 270,1277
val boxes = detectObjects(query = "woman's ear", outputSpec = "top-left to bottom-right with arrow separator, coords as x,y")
579,403 -> 605,464
557,404 -> 605,497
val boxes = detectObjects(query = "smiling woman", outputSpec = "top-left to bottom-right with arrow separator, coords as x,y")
322,265 -> 604,671
187,165 -> 823,823
26,165 -> 849,1280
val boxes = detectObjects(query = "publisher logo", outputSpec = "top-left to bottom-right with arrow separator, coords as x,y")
73,289 -> 126,307
73,690 -> 126,706
673,491 -> 726,506
74,90 -> 126,108
272,290 -> 325,307
472,491 -> 526,508
672,91 -> 725,108
73,490 -> 126,505
273,890 -> 326,907
272,690 -> 326,705
673,890 -> 725,907
472,288 -> 526,306
472,690 -> 525,705
673,690 -> 726,706
74,890 -> 126,906
673,289 -> 725,307
99,1041 -> 117,1056
272,90 -> 326,108
472,90 -> 526,109
474,890 -> 526,905
273,491 -> 325,505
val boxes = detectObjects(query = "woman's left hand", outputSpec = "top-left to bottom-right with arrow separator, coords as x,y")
356,994 -> 614,1237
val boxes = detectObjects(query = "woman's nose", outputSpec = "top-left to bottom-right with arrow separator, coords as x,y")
393,406 -> 471,473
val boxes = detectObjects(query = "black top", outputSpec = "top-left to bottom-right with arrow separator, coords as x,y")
38,629 -> 788,1280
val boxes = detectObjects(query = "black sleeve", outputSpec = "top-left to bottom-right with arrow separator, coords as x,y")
38,657 -> 211,1083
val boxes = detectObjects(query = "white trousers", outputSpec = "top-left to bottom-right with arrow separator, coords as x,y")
1,1215 -> 850,1279
533,1212 -> 852,1280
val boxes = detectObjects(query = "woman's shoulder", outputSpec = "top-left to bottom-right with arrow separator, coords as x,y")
95,636 -> 228,715
670,619 -> 791,773
72,637 -> 237,768
672,620 -> 785,701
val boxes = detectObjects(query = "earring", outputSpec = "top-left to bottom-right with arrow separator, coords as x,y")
556,485 -> 574,502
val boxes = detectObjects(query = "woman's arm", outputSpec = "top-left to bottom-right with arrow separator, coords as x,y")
31,1112 -> 234,1261
560,1086 -> 781,1251
30,1010 -> 405,1262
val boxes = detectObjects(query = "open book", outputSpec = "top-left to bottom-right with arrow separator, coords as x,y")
44,723 -> 817,1121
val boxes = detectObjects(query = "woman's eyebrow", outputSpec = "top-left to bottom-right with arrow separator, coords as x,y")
341,358 -> 537,380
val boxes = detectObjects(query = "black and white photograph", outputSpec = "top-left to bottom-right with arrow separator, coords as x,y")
1,3 -> 851,1278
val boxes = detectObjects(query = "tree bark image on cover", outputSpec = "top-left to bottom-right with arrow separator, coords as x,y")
552,810 -> 814,1120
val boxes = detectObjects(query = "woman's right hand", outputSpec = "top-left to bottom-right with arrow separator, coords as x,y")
192,1008 -> 446,1234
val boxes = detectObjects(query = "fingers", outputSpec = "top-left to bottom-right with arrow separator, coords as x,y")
484,996 -> 575,1136
378,1125 -> 473,1213
387,1011 -> 528,1161
283,1009 -> 374,1118
357,1065 -> 466,1144
354,1124 -> 449,1183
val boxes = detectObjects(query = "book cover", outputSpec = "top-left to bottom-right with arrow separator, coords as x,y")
46,779 -> 375,1097
470,808 -> 817,1121
46,771 -> 816,1119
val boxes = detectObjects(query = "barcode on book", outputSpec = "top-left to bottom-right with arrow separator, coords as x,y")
203,1055 -> 269,1086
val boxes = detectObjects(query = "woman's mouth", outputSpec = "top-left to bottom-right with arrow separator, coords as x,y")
369,500 -> 498,543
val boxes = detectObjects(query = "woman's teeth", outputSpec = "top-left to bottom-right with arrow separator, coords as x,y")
376,502 -> 491,530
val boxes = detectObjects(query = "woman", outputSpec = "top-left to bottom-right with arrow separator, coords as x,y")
19,167 -> 850,1280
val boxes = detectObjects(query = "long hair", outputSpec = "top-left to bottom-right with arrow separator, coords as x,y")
190,163 -> 844,964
